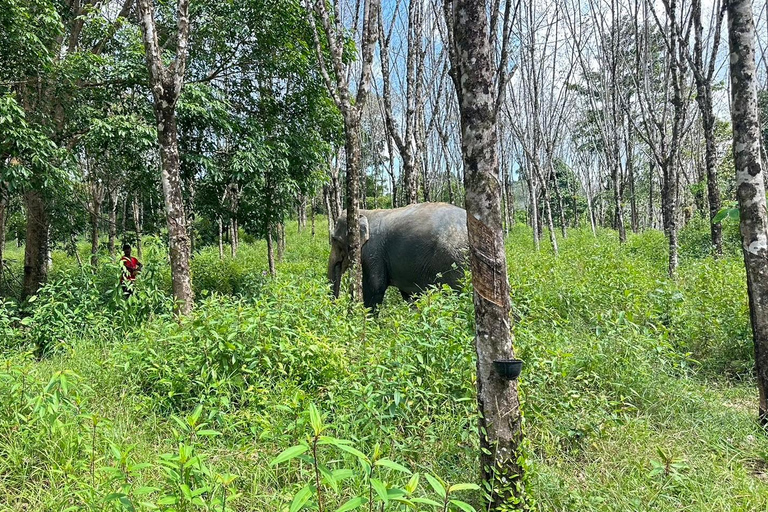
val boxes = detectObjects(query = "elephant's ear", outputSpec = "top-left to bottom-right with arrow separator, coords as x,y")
359,215 -> 370,245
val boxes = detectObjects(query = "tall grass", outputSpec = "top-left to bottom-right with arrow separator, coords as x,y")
0,218 -> 766,511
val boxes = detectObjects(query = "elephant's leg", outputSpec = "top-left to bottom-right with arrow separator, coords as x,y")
362,267 -> 387,310
400,290 -> 415,303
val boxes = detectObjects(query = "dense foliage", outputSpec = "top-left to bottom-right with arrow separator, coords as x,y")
0,220 -> 765,511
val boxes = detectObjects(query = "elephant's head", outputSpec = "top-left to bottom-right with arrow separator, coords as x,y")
328,214 -> 370,298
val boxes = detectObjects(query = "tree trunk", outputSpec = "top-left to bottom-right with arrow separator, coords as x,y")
311,196 -> 316,238
728,0 -> 768,425
138,0 -> 193,315
108,190 -> 118,256
133,195 -> 143,259
230,218 -> 236,258
0,190 -> 7,291
90,195 -> 102,267
627,120 -> 639,233
446,0 -> 525,506
156,106 -> 194,314
344,114 -> 364,301
23,190 -> 49,299
612,158 -> 626,243
218,216 -> 224,259
267,224 -> 276,277
528,178 -> 540,251
324,185 -> 335,243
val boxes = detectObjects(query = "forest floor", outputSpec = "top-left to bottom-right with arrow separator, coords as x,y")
1,219 -> 767,511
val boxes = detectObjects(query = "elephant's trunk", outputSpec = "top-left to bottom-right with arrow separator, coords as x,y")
330,262 -> 341,299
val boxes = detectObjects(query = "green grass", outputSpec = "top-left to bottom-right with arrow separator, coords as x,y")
1,218 -> 767,511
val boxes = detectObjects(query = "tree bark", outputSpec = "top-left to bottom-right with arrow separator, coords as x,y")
138,0 -> 194,315
691,0 -> 724,256
0,189 -> 7,291
727,0 -> 768,426
22,190 -> 49,299
108,190 -> 118,256
267,224 -> 276,277
218,216 -> 224,259
133,195 -> 143,260
446,0 -> 525,506
90,190 -> 103,267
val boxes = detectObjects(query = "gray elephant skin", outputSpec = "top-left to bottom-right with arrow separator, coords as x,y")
327,202 -> 469,308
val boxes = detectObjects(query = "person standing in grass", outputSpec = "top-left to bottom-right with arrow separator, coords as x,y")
120,243 -> 142,297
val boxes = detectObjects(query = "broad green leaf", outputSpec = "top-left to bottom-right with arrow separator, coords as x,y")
290,484 -> 314,512
270,444 -> 308,466
371,478 -> 388,502
425,474 -> 446,498
375,458 -> 412,474
450,499 -> 476,512
411,497 -> 443,507
334,496 -> 366,512
448,483 -> 480,493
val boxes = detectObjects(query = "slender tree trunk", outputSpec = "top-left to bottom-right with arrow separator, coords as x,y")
108,191 -> 118,256
528,179 -> 540,251
90,195 -> 102,267
446,0 -> 525,506
612,158 -> 627,243
311,196 -> 316,237
627,120 -> 639,233
728,0 -> 768,425
218,216 -> 224,259
267,224 -> 276,277
133,196 -> 143,259
550,161 -> 568,239
648,161 -> 655,229
0,190 -> 7,291
542,183 -> 559,255
324,185 -> 335,243
230,218 -> 236,258
22,190 -> 49,299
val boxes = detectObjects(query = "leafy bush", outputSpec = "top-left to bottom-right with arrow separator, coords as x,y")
124,288 -> 350,413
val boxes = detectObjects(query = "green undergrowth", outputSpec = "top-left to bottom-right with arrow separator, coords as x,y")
1,218 -> 767,511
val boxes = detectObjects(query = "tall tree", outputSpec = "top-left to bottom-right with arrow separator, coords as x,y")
727,0 -> 768,426
444,0 -> 525,507
137,0 -> 195,314
307,0 -> 380,301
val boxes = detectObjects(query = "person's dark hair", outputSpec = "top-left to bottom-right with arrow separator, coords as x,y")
122,243 -> 131,252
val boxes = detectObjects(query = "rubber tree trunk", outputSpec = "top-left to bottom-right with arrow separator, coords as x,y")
108,190 -> 118,256
218,216 -> 224,259
156,105 -> 194,314
343,113 -> 364,302
90,195 -> 102,267
22,190 -> 49,299
267,224 -> 276,277
446,0 -> 525,506
133,196 -> 143,260
0,190 -> 6,292
727,0 -> 768,426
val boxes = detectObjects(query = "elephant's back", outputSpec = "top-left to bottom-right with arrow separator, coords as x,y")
377,203 -> 468,293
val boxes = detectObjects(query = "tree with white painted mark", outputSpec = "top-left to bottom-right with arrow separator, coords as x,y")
727,0 -> 768,426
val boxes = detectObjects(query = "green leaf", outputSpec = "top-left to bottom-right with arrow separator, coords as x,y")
335,443 -> 370,464
290,484 -> 314,512
334,496 -> 366,512
411,497 -> 443,507
309,403 -> 323,435
270,444 -> 308,466
450,499 -> 477,512
375,458 -> 412,474
371,478 -> 388,503
405,473 -> 420,494
425,474 -> 446,498
448,483 -> 480,493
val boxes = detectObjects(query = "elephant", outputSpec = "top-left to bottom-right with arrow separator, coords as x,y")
327,202 -> 469,309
